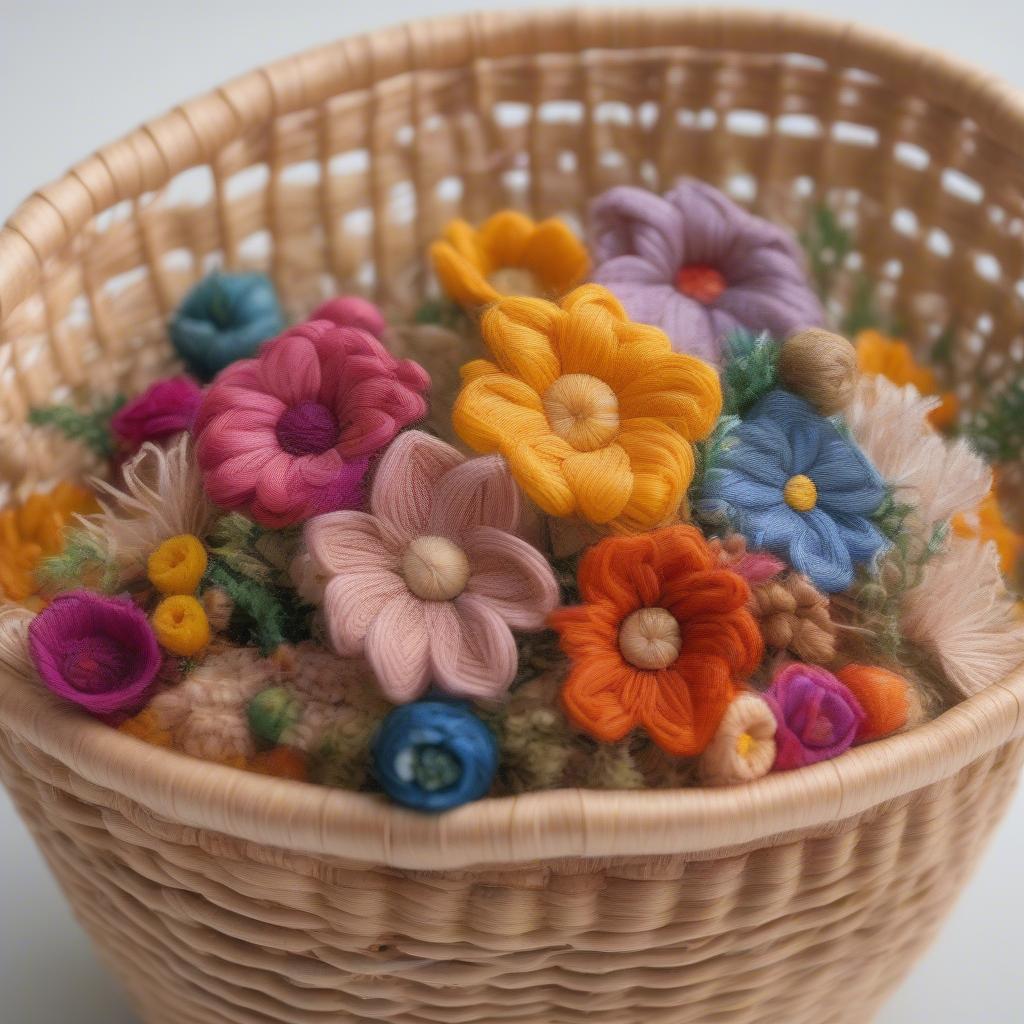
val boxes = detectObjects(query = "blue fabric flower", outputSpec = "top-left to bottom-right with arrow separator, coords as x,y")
371,700 -> 498,812
170,271 -> 284,381
696,390 -> 888,593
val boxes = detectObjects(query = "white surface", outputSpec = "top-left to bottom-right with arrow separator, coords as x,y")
0,1 -> 1021,1021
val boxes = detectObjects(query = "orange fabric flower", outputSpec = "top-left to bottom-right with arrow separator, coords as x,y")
855,329 -> 959,430
0,481 -> 98,605
953,486 -> 1023,578
430,211 -> 590,308
550,525 -> 764,756
453,285 -> 722,533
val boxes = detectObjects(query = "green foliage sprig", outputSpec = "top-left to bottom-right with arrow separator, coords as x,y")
28,394 -> 125,459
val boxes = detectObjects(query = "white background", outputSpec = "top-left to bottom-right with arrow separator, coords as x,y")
0,1 -> 1020,1021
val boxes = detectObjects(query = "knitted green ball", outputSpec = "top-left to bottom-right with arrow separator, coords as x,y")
247,686 -> 301,745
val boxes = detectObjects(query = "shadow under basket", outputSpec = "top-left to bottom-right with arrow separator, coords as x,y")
3,9 -> 1024,1023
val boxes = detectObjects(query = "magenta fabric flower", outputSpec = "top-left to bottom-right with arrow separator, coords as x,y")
310,296 -> 387,338
111,376 -> 203,451
590,181 -> 824,365
193,319 -> 429,527
305,430 -> 560,703
763,662 -> 865,770
28,591 -> 162,717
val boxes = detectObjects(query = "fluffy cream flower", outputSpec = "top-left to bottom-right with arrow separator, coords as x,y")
699,692 -> 777,785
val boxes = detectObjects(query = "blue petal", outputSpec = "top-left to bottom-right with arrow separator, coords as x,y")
812,435 -> 887,517
746,390 -> 830,475
832,513 -> 890,565
789,509 -> 855,592
722,421 -> 791,484
743,504 -> 808,555
714,470 -> 786,512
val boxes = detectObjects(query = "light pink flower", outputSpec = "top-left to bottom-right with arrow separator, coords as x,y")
306,430 -> 559,703
193,320 -> 429,527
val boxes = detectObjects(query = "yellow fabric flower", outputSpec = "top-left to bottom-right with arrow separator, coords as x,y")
430,211 -> 589,308
0,481 -> 98,604
452,285 -> 722,533
147,534 -> 208,595
953,486 -> 1023,579
855,329 -> 959,430
152,594 -> 211,656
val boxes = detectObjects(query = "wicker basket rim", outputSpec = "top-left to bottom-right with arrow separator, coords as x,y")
1,661 -> 1021,869
5,6 -> 1024,320
2,8 -> 1024,869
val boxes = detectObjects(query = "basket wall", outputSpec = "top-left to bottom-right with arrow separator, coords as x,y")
3,9 -> 1024,1024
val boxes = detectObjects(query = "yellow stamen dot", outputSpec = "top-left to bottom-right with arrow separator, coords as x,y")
735,732 -> 755,758
542,373 -> 620,452
618,607 -> 682,670
487,266 -> 544,297
784,474 -> 818,512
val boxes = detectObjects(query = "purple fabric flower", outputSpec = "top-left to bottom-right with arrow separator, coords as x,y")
589,181 -> 825,365
111,376 -> 203,451
763,663 -> 865,770
28,591 -> 162,717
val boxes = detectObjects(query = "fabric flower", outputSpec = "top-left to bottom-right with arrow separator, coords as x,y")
856,329 -> 959,430
310,296 -> 387,337
696,390 -> 889,593
306,430 -> 559,703
953,486 -> 1023,578
590,181 -> 824,365
110,376 -> 203,452
147,534 -> 208,595
550,525 -> 764,756
453,285 -> 721,533
763,663 -> 865,770
0,482 -> 99,607
699,691 -> 777,785
151,595 -> 211,656
27,590 -> 162,717
193,319 -> 429,527
835,664 -> 909,742
170,271 -> 285,381
430,211 -> 589,308
371,700 -> 498,812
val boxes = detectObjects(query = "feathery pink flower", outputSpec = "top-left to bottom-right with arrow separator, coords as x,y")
193,319 -> 429,527
306,431 -> 559,703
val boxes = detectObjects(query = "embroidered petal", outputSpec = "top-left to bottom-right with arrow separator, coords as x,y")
322,570 -> 407,656
364,592 -> 432,702
428,595 -> 517,700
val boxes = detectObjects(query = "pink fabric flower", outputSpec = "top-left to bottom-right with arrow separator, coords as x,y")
193,320 -> 429,527
306,430 -> 560,703
590,181 -> 824,365
111,376 -> 203,451
310,296 -> 387,338
28,590 -> 162,718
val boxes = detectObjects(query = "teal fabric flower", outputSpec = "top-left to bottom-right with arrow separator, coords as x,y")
170,272 -> 284,381
696,390 -> 888,592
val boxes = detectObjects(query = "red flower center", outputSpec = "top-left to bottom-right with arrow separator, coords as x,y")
62,636 -> 128,693
675,264 -> 727,304
276,401 -> 341,455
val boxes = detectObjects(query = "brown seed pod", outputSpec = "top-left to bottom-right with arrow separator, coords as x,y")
778,328 -> 859,414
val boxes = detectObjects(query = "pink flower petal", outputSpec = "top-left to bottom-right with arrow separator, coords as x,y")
260,332 -> 322,406
427,595 -> 517,701
429,455 -> 522,542
195,412 -> 278,467
253,451 -> 309,516
370,430 -> 464,540
203,446 -> 278,507
463,526 -> 560,629
365,592 -> 432,702
323,570 -> 408,656
305,510 -> 405,575
337,407 -> 399,459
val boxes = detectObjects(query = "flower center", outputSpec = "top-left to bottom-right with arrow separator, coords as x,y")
410,745 -> 462,791
276,401 -> 341,456
618,607 -> 682,670
735,732 -> 755,758
675,264 -> 727,304
487,266 -> 543,297
401,535 -> 471,602
542,374 -> 620,452
61,636 -> 128,694
783,474 -> 818,512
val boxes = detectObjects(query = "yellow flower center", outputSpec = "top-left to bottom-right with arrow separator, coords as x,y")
783,474 -> 818,512
542,373 -> 620,452
735,732 -> 755,758
487,266 -> 544,297
618,607 -> 682,670
401,535 -> 471,602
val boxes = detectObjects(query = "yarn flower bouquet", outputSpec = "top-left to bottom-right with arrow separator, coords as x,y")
3,179 -> 1022,813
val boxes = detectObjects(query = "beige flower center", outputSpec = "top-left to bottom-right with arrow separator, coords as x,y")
542,373 -> 620,452
735,732 -> 755,758
401,536 -> 470,602
783,474 -> 818,512
487,266 -> 544,297
618,607 -> 682,670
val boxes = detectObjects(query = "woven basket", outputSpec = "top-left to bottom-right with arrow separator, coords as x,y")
2,9 -> 1024,1023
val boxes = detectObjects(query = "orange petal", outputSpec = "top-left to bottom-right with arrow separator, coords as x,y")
612,419 -> 693,533
430,240 -> 499,307
480,296 -> 563,392
561,654 -> 638,743
560,444 -> 633,525
617,353 -> 722,441
503,436 -> 577,518
549,602 -> 620,660
576,533 -> 661,609
478,210 -> 536,266
453,372 -> 548,454
521,219 -> 590,295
